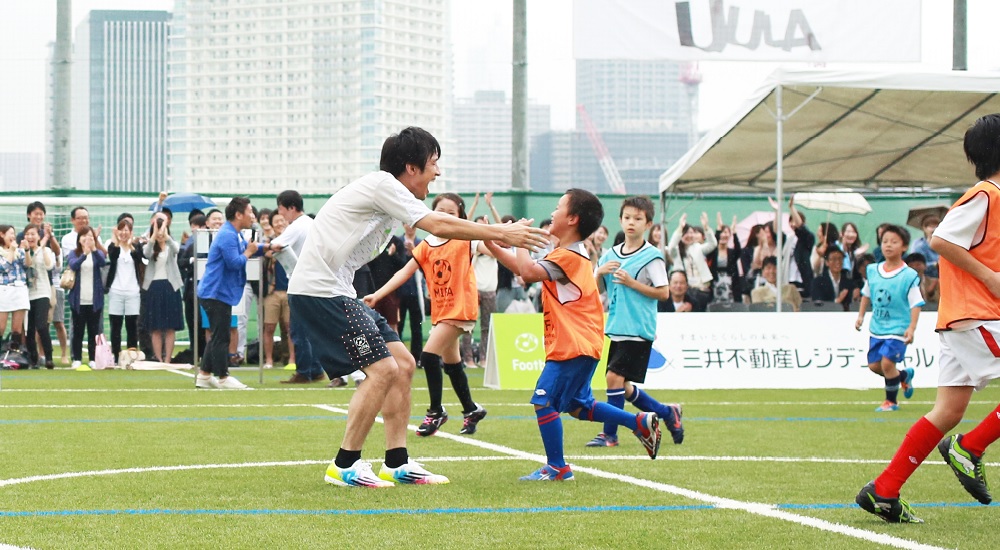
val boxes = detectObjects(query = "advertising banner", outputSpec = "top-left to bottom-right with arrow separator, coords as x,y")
573,0 -> 922,62
485,312 -> 940,390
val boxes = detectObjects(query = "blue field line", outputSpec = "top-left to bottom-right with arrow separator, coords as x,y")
1,501 -> 995,518
0,415 -> 977,426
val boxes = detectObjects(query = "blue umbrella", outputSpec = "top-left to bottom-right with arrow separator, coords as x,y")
149,192 -> 217,213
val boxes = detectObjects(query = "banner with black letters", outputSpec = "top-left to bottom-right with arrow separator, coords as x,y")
573,0 -> 922,62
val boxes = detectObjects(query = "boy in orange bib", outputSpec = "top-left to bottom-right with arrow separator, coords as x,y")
487,189 -> 662,481
856,113 -> 1000,522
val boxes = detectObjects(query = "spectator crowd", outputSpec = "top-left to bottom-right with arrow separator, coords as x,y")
0,191 -> 941,373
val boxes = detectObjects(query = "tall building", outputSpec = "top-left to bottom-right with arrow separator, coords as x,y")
576,60 -> 691,136
168,0 -> 452,195
0,153 -> 44,191
533,60 -> 693,195
71,11 -> 170,192
450,90 -> 549,192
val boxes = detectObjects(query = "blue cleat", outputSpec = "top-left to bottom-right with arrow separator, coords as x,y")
633,412 -> 662,459
665,403 -> 684,445
520,464 -> 574,481
875,400 -> 899,412
585,433 -> 619,447
901,368 -> 915,399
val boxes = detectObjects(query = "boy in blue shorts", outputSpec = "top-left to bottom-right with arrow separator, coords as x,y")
854,224 -> 924,412
588,196 -> 684,447
486,189 -> 662,481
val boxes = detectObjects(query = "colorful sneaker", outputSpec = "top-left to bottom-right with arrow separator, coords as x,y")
633,412 -> 662,459
938,434 -> 992,504
325,459 -> 394,488
875,400 -> 899,412
666,403 -> 684,445
519,464 -> 574,481
585,433 -> 619,447
855,481 -> 923,523
901,368 -> 915,399
416,408 -> 448,437
378,459 -> 449,485
459,405 -> 487,435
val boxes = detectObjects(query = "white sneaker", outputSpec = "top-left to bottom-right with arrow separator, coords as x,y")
215,376 -> 250,390
377,459 -> 450,485
324,459 -> 394,488
71,361 -> 81,369
195,376 -> 216,389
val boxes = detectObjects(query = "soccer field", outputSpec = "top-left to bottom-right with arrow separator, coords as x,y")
0,368 -> 997,550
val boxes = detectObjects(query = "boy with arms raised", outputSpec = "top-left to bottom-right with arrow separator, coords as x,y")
486,189 -> 662,481
587,196 -> 684,448
854,225 -> 924,412
856,113 -> 1000,523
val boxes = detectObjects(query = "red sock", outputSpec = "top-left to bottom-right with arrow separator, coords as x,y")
960,404 -> 1000,456
874,416 -> 943,498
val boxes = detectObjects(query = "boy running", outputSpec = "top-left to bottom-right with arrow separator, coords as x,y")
587,196 -> 684,447
487,189 -> 662,481
854,224 -> 924,412
856,113 -> 1000,523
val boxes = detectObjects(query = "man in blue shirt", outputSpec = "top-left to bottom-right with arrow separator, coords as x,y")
196,197 -> 258,389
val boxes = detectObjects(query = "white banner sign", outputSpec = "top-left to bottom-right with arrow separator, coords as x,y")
573,0 -> 922,62
646,312 -> 939,389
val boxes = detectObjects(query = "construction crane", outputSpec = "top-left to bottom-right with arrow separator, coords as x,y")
577,104 -> 627,195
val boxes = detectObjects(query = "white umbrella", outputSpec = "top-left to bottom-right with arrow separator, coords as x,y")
792,192 -> 872,215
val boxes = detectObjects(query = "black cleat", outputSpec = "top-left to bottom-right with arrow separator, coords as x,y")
938,434 -> 992,504
459,405 -> 487,435
855,481 -> 923,523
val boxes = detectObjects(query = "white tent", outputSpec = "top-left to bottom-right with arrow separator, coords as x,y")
658,68 -> 1000,311
659,68 -> 1000,195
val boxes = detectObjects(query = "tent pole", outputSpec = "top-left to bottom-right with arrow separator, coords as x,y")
775,85 -> 784,313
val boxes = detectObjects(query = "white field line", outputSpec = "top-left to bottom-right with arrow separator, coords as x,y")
0,544 -> 34,550
314,404 -> 946,550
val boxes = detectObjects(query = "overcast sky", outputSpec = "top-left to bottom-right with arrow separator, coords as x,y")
1,0 -> 998,156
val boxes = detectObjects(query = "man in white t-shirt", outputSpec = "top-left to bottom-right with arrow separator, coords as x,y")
288,127 -> 548,488
267,190 -> 319,383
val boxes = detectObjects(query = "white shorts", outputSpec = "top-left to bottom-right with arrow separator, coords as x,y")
106,288 -> 141,316
0,284 -> 30,313
937,321 -> 1000,391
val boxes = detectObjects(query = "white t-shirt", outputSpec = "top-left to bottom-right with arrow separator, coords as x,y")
79,254 -> 95,306
111,248 -> 140,294
473,251 -> 498,292
287,171 -> 431,298
60,230 -> 79,261
28,247 -> 55,301
933,189 -> 989,251
271,213 -> 313,256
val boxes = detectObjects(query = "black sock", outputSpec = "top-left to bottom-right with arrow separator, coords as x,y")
444,361 -> 477,414
885,375 -> 901,403
334,448 -> 362,469
384,447 -> 409,469
420,352 -> 444,411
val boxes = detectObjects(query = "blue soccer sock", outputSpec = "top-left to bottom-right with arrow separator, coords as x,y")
628,387 -> 677,426
536,407 -> 565,468
885,374 -> 901,404
604,388 -> 626,438
584,401 -> 641,430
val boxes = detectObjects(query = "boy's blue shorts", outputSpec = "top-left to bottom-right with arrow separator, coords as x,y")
529,356 -> 599,413
868,337 -> 907,365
